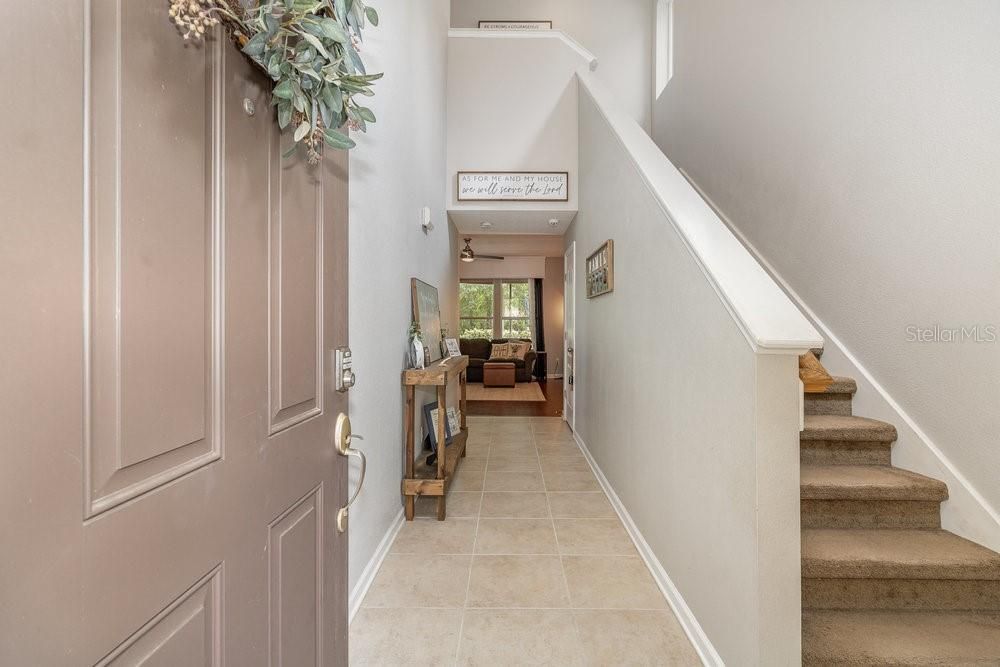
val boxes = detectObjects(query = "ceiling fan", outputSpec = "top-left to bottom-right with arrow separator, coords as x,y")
460,238 -> 504,263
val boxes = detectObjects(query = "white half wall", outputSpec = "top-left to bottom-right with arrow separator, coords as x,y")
570,72 -> 820,664
347,0 -> 458,600
655,0 -> 1000,547
450,0 -> 655,131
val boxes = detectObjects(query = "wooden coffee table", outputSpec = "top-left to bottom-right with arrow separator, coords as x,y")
483,361 -> 516,388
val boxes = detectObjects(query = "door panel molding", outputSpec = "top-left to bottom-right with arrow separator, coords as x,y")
267,126 -> 325,435
268,484 -> 325,665
84,1 -> 225,518
97,564 -> 223,666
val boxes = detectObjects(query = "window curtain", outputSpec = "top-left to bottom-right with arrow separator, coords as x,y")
533,279 -> 545,355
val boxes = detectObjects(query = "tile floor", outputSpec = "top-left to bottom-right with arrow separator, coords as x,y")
350,416 -> 701,666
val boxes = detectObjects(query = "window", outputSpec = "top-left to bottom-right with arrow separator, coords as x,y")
459,281 -> 494,339
459,279 -> 533,340
655,0 -> 674,98
501,281 -> 532,339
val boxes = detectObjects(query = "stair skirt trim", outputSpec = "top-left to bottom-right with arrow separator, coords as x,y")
680,168 -> 1000,554
349,508 -> 405,623
574,431 -> 723,667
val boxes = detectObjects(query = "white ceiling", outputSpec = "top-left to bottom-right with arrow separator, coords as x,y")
448,209 -> 577,235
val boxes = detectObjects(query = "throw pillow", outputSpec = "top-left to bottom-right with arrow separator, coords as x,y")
509,341 -> 531,360
489,342 -> 512,359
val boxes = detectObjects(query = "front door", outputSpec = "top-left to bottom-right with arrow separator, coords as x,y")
564,242 -> 576,430
0,6 -> 350,664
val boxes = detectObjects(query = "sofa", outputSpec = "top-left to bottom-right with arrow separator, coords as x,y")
460,338 -> 537,383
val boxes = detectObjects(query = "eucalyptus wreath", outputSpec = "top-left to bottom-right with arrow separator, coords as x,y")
169,0 -> 381,163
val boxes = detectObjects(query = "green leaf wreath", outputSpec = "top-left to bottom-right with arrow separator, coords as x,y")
169,0 -> 381,164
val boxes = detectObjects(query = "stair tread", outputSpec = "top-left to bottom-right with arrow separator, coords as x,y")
815,376 -> 857,395
803,610 -> 1000,665
802,414 -> 897,442
803,529 -> 1000,580
801,465 -> 948,501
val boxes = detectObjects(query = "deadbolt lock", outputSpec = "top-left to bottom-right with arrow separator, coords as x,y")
335,346 -> 356,393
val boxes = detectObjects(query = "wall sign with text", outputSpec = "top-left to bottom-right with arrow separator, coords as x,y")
478,20 -> 553,31
457,171 -> 569,202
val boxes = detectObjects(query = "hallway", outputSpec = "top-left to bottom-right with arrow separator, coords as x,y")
350,417 -> 700,665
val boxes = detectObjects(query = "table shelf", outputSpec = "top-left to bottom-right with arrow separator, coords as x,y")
401,356 -> 469,520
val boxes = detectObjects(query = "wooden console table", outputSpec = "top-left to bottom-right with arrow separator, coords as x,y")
401,355 -> 469,520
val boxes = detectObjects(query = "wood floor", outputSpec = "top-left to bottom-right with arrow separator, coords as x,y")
467,379 -> 564,417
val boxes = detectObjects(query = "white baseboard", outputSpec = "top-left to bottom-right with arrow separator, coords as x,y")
546,373 -> 564,379
680,168 -> 1000,553
349,508 -> 404,622
573,431 -> 723,667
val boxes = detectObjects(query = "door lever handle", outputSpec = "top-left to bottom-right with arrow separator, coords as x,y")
334,413 -> 366,533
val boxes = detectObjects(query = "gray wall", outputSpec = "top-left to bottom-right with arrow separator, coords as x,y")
655,1 -> 1000,516
543,256 -> 565,376
451,0 -> 655,130
348,0 -> 457,600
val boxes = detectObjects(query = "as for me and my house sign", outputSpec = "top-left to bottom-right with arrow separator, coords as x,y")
457,172 -> 569,202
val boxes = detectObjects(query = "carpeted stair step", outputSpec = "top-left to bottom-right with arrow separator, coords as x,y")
801,415 -> 898,465
803,529 -> 1000,611
805,376 -> 857,416
802,610 -> 1000,665
801,465 -> 948,529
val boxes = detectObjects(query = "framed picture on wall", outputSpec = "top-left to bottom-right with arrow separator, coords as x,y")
586,239 -> 614,298
478,20 -> 553,30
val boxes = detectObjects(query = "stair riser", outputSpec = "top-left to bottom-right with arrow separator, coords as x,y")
801,499 -> 942,529
801,440 -> 893,466
803,578 -> 1000,611
804,394 -> 852,416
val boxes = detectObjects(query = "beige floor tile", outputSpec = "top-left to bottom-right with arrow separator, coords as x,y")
491,427 -> 533,438
491,434 -> 535,447
554,519 -> 635,555
536,443 -> 584,458
415,492 -> 482,519
531,420 -> 572,434
547,493 -> 615,519
454,457 -> 488,473
534,433 -> 577,446
350,607 -> 463,666
391,518 -> 477,554
363,554 -> 472,608
467,556 -> 569,608
574,610 -> 701,666
489,440 -> 537,455
543,471 -> 600,492
485,470 -> 545,492
457,610 -> 583,666
464,439 -> 491,458
476,519 -> 559,555
486,455 -> 540,473
539,456 -> 591,473
451,467 -> 486,492
562,556 -> 667,610
480,492 -> 550,518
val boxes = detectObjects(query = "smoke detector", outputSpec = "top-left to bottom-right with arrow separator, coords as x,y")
548,218 -> 560,229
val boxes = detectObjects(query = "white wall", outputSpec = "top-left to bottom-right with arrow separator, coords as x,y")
347,0 -> 458,601
447,33 -> 585,223
571,73 -> 818,665
451,0 -> 655,130
458,256 -> 545,280
654,0 -> 1000,545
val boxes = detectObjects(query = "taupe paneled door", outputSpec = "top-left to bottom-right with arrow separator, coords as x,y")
0,4 -> 349,664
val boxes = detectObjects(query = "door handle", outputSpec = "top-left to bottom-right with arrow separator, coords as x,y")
334,413 -> 366,533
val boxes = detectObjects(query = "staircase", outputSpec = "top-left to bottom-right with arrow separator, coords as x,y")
799,352 -> 1000,664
